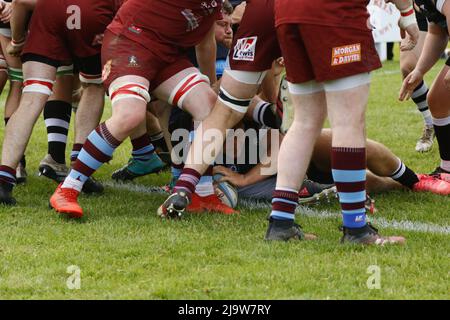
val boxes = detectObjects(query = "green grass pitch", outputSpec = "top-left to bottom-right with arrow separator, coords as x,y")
0,57 -> 449,300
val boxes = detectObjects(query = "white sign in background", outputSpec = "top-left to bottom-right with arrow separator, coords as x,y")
368,0 -> 402,43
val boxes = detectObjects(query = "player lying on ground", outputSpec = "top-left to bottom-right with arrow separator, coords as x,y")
400,0 -> 450,182
213,126 -> 450,204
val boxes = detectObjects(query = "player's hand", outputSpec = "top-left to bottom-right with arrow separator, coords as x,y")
0,2 -> 12,23
7,39 -> 25,57
92,33 -> 104,46
213,166 -> 246,188
399,22 -> 420,51
399,69 -> 423,101
272,57 -> 285,78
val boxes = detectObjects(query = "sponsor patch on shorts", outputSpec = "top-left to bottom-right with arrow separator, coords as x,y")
331,43 -> 361,66
102,60 -> 112,82
233,36 -> 257,61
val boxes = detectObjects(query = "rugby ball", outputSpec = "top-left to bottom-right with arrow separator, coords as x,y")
213,174 -> 239,209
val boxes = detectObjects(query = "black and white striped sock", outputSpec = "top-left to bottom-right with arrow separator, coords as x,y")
411,81 -> 433,127
390,158 -> 419,189
43,100 -> 72,164
252,101 -> 279,129
433,116 -> 450,172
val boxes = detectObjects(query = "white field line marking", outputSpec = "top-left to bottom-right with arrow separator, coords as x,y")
374,69 -> 400,76
104,182 -> 450,235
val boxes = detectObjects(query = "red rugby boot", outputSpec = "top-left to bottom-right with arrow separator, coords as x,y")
187,193 -> 238,215
50,184 -> 83,218
413,174 -> 450,195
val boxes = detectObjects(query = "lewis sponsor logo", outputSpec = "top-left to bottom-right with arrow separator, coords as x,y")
233,36 -> 257,62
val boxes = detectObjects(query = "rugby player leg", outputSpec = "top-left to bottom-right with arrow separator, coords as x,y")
148,101 -> 172,154
156,67 -> 263,218
158,0 -> 283,217
400,30 -> 434,152
366,137 -> 450,195
400,22 -> 450,181
247,95 -> 282,129
312,130 -> 400,194
111,109 -> 166,182
74,78 -> 105,160
145,100 -> 173,155
272,20 -> 404,244
0,33 -> 25,182
266,81 -> 326,241
66,67 -> 107,194
325,75 -> 405,244
0,54 -> 7,95
39,66 -> 74,183
263,22 -> 324,241
50,75 -> 150,217
312,129 -> 450,195
0,61 -> 56,205
427,63 -> 450,177
246,59 -> 286,129
146,111 -> 169,153
69,76 -> 82,164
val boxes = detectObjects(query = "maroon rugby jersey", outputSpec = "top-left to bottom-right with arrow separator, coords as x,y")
70,0 -> 124,22
108,0 -> 223,50
275,0 -> 371,31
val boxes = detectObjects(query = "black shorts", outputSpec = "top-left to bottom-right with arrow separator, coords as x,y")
416,9 -> 428,32
21,53 -> 102,78
446,56 -> 450,67
307,163 -> 334,185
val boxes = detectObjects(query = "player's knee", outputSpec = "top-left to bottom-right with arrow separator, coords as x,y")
366,140 -> 384,159
332,112 -> 365,131
293,118 -> 322,132
112,107 -> 146,134
332,121 -> 365,140
81,82 -> 103,90
186,88 -> 216,121
426,89 -> 443,112
400,60 -> 415,78
81,82 -> 105,97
